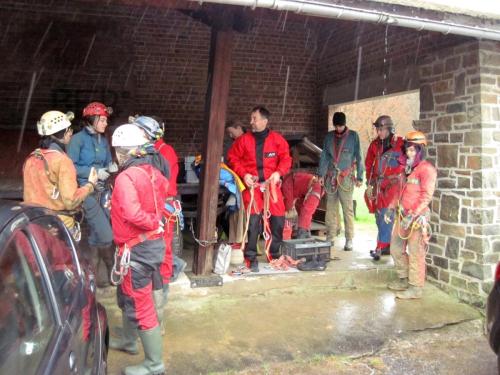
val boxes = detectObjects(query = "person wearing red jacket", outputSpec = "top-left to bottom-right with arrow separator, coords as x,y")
385,131 -> 436,300
109,124 -> 169,375
282,171 -> 323,238
132,115 -> 186,335
364,116 -> 405,261
227,106 -> 292,272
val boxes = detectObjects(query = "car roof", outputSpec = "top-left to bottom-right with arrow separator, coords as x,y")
0,199 -> 52,233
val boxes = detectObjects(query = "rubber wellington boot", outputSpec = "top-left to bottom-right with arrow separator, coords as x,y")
110,315 -> 139,355
396,285 -> 423,299
122,326 -> 165,375
153,289 -> 165,336
387,277 -> 409,291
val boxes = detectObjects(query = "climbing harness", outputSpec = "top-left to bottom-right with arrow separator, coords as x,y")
240,180 -> 278,262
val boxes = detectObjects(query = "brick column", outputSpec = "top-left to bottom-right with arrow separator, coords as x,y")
416,40 -> 500,306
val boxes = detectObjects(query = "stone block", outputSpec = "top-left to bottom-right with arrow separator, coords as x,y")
420,84 -> 434,111
455,71 -> 466,96
451,275 -> 467,289
453,114 -> 467,124
465,236 -> 487,253
450,260 -> 460,272
438,179 -> 457,189
446,102 -> 466,113
427,264 -> 439,280
457,177 -> 470,189
433,255 -> 449,269
461,261 -> 486,280
469,209 -> 494,225
437,145 -> 458,168
466,156 -> 481,169
440,195 -> 460,222
450,133 -> 463,143
464,131 -> 482,146
440,223 -> 465,237
445,237 -> 460,259
434,133 -> 449,143
436,116 -> 452,131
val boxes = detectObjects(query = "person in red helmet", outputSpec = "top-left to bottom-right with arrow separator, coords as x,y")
386,131 -> 436,300
282,171 -> 324,238
365,115 -> 405,261
109,123 -> 169,375
227,106 -> 292,272
67,102 -> 116,288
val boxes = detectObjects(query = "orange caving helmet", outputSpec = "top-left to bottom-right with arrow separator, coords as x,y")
405,131 -> 427,146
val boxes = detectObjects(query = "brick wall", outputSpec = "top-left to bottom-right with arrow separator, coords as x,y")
0,1 -> 319,180
415,40 -> 500,306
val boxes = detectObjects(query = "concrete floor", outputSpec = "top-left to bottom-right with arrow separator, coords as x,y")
101,223 -> 497,375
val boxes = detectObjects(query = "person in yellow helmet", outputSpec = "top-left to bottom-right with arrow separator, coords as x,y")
23,110 -> 98,241
385,130 -> 437,299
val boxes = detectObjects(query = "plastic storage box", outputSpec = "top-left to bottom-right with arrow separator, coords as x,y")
281,238 -> 332,262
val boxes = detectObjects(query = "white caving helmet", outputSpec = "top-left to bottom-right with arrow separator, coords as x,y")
37,111 -> 74,136
112,124 -> 149,148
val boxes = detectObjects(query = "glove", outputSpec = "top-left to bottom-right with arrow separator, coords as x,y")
108,162 -> 118,173
401,214 -> 414,230
97,168 -> 110,181
384,209 -> 394,224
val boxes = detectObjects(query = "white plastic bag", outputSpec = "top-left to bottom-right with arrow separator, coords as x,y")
213,243 -> 232,275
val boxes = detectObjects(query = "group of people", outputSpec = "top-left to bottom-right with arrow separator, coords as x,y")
226,108 -> 436,300
20,102 -> 436,374
22,102 -> 184,375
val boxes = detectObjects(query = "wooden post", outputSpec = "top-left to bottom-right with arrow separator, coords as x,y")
193,21 -> 233,275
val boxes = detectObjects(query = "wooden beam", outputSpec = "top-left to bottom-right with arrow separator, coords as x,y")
193,16 -> 233,275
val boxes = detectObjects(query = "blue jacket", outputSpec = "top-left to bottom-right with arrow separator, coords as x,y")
67,127 -> 112,186
318,129 -> 364,181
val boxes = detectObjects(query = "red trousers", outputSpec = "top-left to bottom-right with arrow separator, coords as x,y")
117,239 -> 164,330
159,220 -> 175,284
295,183 -> 322,230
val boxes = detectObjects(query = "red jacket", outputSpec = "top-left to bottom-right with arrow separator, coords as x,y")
282,172 -> 320,211
227,130 -> 291,182
155,139 -> 178,197
397,160 -> 437,216
365,135 -> 405,210
111,164 -> 169,246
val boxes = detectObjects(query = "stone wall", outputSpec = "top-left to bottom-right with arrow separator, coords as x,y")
416,40 -> 500,306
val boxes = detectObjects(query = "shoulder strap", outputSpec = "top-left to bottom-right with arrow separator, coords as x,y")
129,166 -> 160,216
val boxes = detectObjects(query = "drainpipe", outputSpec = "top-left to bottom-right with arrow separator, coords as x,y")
193,0 -> 500,41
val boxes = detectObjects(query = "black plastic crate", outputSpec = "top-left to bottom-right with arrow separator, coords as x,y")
281,238 -> 332,262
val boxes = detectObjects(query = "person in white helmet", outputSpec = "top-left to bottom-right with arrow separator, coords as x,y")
109,123 -> 169,375
23,110 -> 98,241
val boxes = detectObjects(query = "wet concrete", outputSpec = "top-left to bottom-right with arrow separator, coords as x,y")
102,223 -> 494,375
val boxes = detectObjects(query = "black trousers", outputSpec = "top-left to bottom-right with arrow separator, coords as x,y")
245,214 -> 285,261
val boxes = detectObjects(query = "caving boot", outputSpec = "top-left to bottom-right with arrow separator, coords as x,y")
122,326 -> 165,375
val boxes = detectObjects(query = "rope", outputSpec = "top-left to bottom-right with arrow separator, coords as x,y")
239,186 -> 255,252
